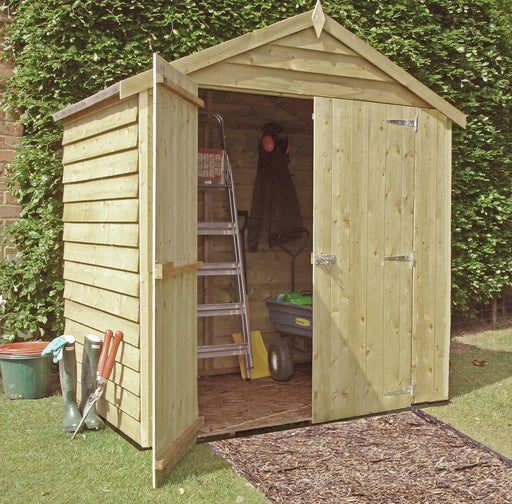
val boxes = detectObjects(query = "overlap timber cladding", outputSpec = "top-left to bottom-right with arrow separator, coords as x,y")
180,26 -> 430,109
61,96 -> 144,444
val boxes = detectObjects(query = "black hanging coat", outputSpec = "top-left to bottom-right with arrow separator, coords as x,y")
248,123 -> 303,251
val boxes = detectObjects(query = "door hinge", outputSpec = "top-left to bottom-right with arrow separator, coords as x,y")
386,115 -> 418,132
314,254 -> 336,266
384,383 -> 416,397
384,253 -> 414,265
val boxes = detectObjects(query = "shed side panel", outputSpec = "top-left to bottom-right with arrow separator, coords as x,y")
61,96 -> 144,445
413,110 -> 451,403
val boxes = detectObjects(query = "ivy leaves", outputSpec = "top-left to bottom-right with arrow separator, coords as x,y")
0,0 -> 511,340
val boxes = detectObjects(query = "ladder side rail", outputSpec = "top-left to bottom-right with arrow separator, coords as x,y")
224,154 -> 254,369
197,111 -> 254,377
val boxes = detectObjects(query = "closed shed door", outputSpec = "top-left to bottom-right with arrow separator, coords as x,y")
313,98 -> 416,422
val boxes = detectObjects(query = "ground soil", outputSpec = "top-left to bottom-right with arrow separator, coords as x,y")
211,409 -> 512,503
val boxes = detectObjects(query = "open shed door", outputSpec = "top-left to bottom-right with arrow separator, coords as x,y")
312,98 -> 416,423
152,55 -> 203,487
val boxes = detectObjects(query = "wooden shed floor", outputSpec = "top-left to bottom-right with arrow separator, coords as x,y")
198,363 -> 312,438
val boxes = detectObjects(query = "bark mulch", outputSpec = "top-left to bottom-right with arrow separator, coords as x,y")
210,409 -> 512,503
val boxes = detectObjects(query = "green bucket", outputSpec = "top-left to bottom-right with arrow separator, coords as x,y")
0,341 -> 52,399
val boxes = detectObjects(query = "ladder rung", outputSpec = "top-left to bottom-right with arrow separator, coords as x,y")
198,222 -> 236,235
197,303 -> 243,317
198,262 -> 240,276
197,342 -> 250,359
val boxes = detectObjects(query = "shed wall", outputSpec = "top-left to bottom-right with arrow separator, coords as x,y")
413,109 -> 451,403
61,96 -> 146,444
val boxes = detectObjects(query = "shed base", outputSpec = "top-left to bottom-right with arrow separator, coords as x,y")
198,363 -> 311,438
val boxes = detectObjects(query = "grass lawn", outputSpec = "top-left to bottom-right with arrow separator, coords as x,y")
0,381 -> 269,503
423,326 -> 512,460
0,325 -> 510,503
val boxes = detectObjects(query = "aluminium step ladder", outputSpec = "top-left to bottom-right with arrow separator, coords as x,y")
197,111 -> 253,379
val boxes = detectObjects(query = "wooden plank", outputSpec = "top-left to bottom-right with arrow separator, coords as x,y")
190,62 -> 431,107
155,54 -> 204,108
381,104 -> 410,411
154,418 -> 203,486
65,318 -> 140,372
63,173 -> 139,203
64,299 -> 140,347
138,89 -> 153,448
364,102 -> 387,414
312,97 -> 333,423
63,242 -> 139,273
97,399 -> 143,447
228,44 -> 393,83
154,261 -> 203,279
433,112 -> 451,401
119,69 -> 152,100
64,261 -> 140,297
398,105 -> 416,407
63,198 -> 139,223
53,82 -> 120,122
173,11 -> 314,75
328,98 -> 352,419
62,96 -> 138,146
100,382 -> 141,420
75,350 -> 140,397
323,15 -> 466,128
64,280 -> 140,323
62,123 -> 138,165
62,148 -> 139,184
76,363 -> 141,420
414,109 -> 437,402
272,27 -> 357,56
348,101 -> 370,417
63,222 -> 139,247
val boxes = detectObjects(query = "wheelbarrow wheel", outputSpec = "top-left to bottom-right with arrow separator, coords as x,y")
268,337 -> 293,381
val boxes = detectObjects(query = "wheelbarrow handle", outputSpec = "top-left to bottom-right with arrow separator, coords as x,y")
96,329 -> 113,380
277,227 -> 310,256
99,330 -> 123,381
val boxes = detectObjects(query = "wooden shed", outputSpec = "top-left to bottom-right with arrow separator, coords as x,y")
53,3 -> 466,487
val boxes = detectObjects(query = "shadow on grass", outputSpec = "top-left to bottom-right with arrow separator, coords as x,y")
449,341 -> 512,398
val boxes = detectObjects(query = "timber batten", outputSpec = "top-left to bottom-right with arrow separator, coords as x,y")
54,4 -> 465,486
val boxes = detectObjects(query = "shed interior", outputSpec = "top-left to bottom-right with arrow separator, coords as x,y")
196,89 -> 315,435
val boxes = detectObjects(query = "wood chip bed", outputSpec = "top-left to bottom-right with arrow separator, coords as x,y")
211,409 -> 512,503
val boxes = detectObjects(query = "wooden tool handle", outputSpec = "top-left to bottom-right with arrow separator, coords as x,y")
96,329 -> 113,379
99,330 -> 123,380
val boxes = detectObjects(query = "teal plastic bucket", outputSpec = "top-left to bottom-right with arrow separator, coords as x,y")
0,341 -> 52,399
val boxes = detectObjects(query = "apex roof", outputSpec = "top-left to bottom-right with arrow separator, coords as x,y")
171,2 -> 465,128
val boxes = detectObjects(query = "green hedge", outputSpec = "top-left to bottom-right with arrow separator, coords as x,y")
1,0 -> 511,340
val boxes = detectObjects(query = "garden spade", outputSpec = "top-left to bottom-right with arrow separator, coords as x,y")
71,330 -> 123,439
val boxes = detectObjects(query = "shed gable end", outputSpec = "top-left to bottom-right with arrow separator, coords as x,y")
182,27 -> 430,109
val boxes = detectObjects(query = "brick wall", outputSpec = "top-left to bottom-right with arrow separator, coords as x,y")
0,15 -> 22,260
